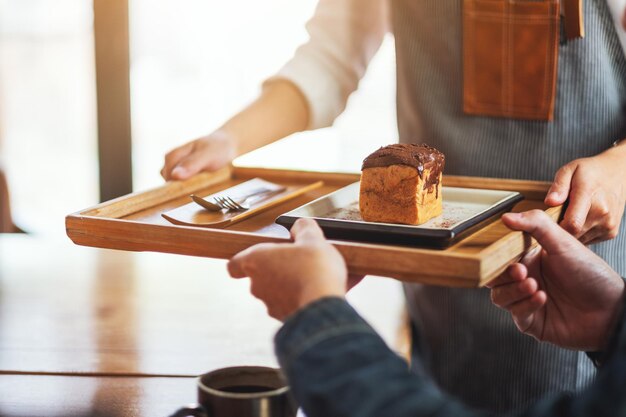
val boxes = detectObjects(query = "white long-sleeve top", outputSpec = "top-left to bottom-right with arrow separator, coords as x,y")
270,0 -> 626,130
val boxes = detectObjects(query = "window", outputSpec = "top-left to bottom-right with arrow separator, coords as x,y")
0,0 -> 396,235
0,0 -> 97,235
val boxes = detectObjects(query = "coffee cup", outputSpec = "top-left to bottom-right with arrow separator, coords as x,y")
168,366 -> 297,417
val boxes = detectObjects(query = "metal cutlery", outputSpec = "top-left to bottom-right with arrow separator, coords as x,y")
191,186 -> 287,212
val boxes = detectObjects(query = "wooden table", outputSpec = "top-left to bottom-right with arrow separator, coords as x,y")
0,234 -> 406,416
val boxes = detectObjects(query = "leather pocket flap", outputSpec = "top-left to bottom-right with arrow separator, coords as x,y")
463,0 -> 560,121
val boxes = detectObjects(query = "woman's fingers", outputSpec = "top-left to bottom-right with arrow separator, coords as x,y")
560,179 -> 593,237
170,148 -> 214,180
545,164 -> 575,206
546,157 -> 623,242
162,131 -> 237,180
579,228 -> 605,246
161,142 -> 195,180
573,193 -> 621,244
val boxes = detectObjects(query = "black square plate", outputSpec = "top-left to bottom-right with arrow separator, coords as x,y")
275,182 -> 524,248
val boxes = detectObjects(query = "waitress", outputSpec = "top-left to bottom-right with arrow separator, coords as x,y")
161,0 -> 626,412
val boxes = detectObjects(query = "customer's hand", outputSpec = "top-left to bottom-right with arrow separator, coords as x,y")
544,146 -> 626,244
227,218 -> 349,321
161,130 -> 237,181
488,210 -> 625,351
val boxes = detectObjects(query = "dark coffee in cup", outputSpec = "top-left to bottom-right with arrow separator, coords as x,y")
168,366 -> 297,417
218,385 -> 275,393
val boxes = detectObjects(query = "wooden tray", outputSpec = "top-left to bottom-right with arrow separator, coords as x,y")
65,166 -> 562,287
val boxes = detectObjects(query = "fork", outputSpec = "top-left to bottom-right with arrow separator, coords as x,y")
214,187 -> 287,211
191,187 -> 286,212
215,187 -> 286,211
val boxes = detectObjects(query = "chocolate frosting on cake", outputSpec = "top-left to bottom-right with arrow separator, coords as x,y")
361,143 -> 445,195
362,143 -> 444,174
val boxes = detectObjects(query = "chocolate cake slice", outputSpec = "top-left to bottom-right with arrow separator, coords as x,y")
359,143 -> 445,225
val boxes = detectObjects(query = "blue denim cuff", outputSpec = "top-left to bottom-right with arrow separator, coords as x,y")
275,297 -> 376,370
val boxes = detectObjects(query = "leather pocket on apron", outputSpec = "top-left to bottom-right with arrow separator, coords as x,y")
463,0 -> 560,121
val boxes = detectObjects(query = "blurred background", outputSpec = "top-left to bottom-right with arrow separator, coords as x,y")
0,4 -> 405,415
0,0 -> 396,236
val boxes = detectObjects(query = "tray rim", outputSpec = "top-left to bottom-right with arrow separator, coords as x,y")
65,166 -> 562,288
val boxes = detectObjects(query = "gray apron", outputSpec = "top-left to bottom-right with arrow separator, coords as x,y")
391,0 -> 626,412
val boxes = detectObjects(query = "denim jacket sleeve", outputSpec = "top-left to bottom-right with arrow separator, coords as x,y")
274,297 -> 626,417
